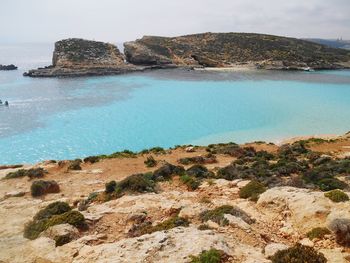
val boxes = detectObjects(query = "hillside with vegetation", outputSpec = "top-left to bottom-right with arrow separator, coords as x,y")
1,133 -> 350,262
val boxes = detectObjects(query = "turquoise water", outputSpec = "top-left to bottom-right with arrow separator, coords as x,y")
0,44 -> 350,164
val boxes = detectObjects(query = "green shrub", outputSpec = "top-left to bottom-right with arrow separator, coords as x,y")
25,202 -> 82,240
55,235 -> 72,246
67,159 -> 82,170
198,224 -> 211,231
152,163 -> 185,181
306,227 -> 331,240
83,156 -> 100,163
199,205 -> 254,226
116,173 -> 156,194
239,181 -> 266,201
128,215 -> 189,237
108,150 -> 137,158
31,180 -> 60,197
324,190 -> 349,202
180,174 -> 201,190
105,180 -> 117,193
186,165 -> 215,179
144,156 -> 157,167
270,243 -> 327,263
34,201 -> 71,221
317,178 -> 348,192
140,147 -> 166,155
4,168 -> 46,180
190,249 -> 227,263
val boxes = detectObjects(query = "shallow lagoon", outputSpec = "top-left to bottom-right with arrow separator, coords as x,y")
0,44 -> 350,164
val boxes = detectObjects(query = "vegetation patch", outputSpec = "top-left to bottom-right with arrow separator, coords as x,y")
4,167 -> 47,180
180,174 -> 201,190
186,165 -> 215,179
83,156 -> 100,164
140,147 -> 166,155
325,189 -> 349,202
270,243 -> 327,263
199,205 -> 254,226
31,180 -> 60,197
152,163 -> 185,181
128,215 -> 190,237
144,156 -> 157,167
239,181 -> 266,201
67,159 -> 82,170
24,202 -> 86,240
189,249 -> 228,263
105,173 -> 156,198
306,227 -> 331,240
178,154 -> 217,165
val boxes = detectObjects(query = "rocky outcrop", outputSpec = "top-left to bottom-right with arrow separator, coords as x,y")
24,38 -> 142,77
0,64 -> 17,70
124,33 -> 350,70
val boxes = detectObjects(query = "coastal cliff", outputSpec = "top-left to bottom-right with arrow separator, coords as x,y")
124,33 -> 350,70
24,39 -> 141,77
24,33 -> 350,77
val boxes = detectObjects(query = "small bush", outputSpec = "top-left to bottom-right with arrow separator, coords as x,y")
329,218 -> 350,246
24,204 -> 85,240
144,156 -> 157,167
31,180 -> 60,197
190,249 -> 227,263
128,215 -> 189,237
270,243 -> 327,263
108,150 -> 137,158
198,224 -> 211,231
325,190 -> 349,202
186,165 -> 215,179
105,180 -> 117,193
83,156 -> 100,163
199,205 -> 254,226
67,159 -> 82,170
239,181 -> 266,201
4,167 -> 46,180
152,163 -> 185,181
306,227 -> 331,240
34,201 -> 71,221
317,178 -> 348,192
180,174 -> 201,190
116,173 -> 156,194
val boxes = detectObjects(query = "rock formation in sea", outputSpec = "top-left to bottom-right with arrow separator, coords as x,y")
23,38 -> 142,77
24,33 -> 350,77
0,64 -> 17,70
124,33 -> 350,70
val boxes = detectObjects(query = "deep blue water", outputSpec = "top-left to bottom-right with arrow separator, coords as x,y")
0,43 -> 350,164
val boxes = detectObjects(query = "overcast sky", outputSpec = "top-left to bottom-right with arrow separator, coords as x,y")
1,0 -> 349,43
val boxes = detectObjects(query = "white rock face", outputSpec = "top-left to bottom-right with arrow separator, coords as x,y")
72,227 -> 231,263
40,223 -> 79,242
224,214 -> 251,230
264,243 -> 289,258
257,187 -> 348,232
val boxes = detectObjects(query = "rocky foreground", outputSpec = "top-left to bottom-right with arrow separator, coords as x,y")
1,134 -> 350,262
24,33 -> 350,77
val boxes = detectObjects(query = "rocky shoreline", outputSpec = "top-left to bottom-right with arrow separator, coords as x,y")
1,133 -> 350,262
0,64 -> 17,70
23,33 -> 350,78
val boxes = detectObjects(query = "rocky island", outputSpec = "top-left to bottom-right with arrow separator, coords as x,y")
24,33 -> 350,77
1,133 -> 350,262
0,64 -> 17,70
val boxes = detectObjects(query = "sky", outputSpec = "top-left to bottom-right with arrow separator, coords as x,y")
0,0 -> 349,43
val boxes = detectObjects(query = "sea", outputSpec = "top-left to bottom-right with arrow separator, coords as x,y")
0,43 -> 350,164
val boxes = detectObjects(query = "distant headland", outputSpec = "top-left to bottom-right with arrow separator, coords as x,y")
24,32 -> 350,77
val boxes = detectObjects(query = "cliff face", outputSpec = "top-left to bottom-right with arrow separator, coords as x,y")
24,33 -> 350,77
124,33 -> 350,69
24,39 -> 141,77
52,38 -> 125,67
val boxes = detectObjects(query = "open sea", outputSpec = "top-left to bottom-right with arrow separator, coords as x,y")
0,43 -> 350,164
